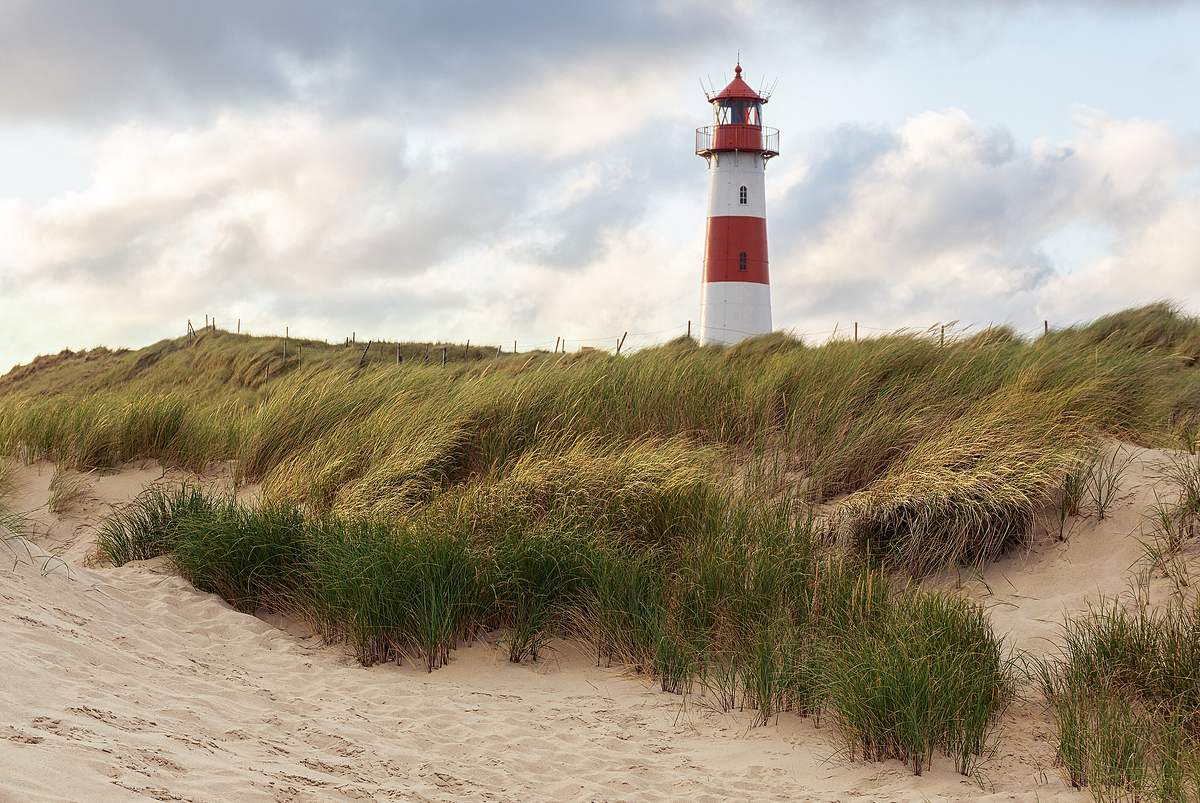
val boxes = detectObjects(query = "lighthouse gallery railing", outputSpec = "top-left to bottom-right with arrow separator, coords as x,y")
695,126 -> 779,158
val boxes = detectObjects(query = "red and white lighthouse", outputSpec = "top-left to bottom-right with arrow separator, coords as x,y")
696,63 -> 778,346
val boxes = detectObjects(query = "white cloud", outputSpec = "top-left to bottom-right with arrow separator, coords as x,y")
0,108 -> 697,370
770,109 -> 1200,335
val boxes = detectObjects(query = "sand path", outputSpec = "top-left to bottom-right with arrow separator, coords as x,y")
1,461 -> 1093,801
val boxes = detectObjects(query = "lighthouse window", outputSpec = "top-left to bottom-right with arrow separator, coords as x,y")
716,100 -> 762,125
739,185 -> 748,204
738,252 -> 748,272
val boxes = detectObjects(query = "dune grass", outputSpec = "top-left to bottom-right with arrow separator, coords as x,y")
0,458 -> 14,501
3,304 -> 1192,555
822,590 -> 1012,775
47,467 -> 95,515
1141,453 -> 1200,598
95,483 -> 217,566
1037,447 -> 1200,802
0,458 -> 17,529
98,472 -> 1013,776
1039,598 -> 1200,800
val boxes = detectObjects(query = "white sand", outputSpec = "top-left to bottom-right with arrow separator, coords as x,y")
942,443 -> 1190,657
0,457 -> 1143,801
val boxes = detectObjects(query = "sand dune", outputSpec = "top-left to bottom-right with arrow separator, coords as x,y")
3,457 -> 1155,801
942,443 -> 1183,657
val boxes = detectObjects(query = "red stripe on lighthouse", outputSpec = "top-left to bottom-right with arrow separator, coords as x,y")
703,216 -> 769,284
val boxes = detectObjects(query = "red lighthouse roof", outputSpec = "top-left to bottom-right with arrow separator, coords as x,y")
713,63 -> 766,103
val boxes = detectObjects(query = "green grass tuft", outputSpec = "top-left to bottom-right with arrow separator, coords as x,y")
96,483 -> 218,566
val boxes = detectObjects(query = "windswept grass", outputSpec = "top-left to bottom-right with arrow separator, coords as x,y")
0,458 -> 14,501
832,382 -> 1096,575
1060,302 -> 1200,365
0,392 -> 237,472
3,304 -> 1195,535
47,467 -> 95,515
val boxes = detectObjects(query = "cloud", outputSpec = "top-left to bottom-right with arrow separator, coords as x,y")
0,0 -> 731,124
0,106 -> 702,369
769,108 -> 1200,334
762,0 -> 1186,53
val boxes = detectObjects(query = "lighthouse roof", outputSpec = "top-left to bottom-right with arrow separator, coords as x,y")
713,63 -> 765,102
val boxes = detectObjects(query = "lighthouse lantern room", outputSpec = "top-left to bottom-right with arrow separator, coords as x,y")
695,63 -> 778,346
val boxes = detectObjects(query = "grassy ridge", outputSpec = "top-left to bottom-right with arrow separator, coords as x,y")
2,311 -> 1193,479
3,304 -> 1197,572
0,328 -> 508,397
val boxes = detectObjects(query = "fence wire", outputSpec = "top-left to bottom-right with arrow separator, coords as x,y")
193,315 -> 1066,357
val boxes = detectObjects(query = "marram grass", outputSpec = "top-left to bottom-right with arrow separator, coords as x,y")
98,475 -> 1014,777
1038,598 -> 1200,801
831,381 -> 1098,575
4,303 -> 1195,518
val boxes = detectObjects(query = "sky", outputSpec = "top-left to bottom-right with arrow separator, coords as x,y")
1,0 -> 1198,371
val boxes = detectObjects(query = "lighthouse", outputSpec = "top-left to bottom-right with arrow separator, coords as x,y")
696,63 -> 778,346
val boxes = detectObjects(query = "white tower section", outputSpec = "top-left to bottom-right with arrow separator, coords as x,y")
699,151 -> 771,345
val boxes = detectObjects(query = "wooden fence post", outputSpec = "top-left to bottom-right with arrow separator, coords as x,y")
687,320 -> 692,339
464,339 -> 470,359
554,336 -> 560,353
396,344 -> 402,364
237,318 -> 241,334
616,331 -> 628,355
1044,320 -> 1049,336
854,322 -> 858,343
298,343 -> 303,370
940,325 -> 945,347
513,340 -> 517,354
441,347 -> 447,367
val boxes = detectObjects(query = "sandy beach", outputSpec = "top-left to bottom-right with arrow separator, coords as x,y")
3,455 -> 1166,801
